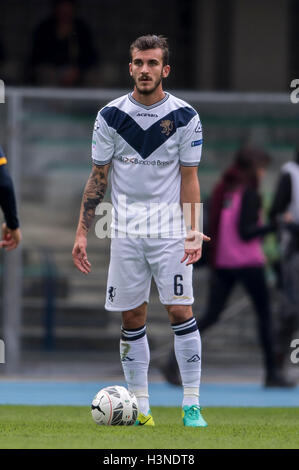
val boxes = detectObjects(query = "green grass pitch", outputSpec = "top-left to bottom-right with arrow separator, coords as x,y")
0,405 -> 298,449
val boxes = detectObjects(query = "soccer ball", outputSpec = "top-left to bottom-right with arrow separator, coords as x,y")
91,385 -> 138,426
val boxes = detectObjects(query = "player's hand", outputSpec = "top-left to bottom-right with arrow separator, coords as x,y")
72,235 -> 91,275
181,230 -> 211,266
0,223 -> 22,251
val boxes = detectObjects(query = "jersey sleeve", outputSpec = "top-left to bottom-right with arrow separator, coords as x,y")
0,145 -> 7,166
179,114 -> 203,167
91,111 -> 115,166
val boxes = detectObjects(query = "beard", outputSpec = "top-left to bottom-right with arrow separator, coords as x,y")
134,73 -> 163,95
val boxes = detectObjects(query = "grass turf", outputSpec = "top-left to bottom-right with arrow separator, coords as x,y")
0,405 -> 298,449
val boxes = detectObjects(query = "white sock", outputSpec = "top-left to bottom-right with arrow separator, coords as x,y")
182,388 -> 200,408
120,325 -> 150,415
172,318 -> 201,408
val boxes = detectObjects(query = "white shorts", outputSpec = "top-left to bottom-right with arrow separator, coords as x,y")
105,237 -> 194,311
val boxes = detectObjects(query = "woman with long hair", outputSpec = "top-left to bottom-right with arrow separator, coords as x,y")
162,147 -> 294,387
199,147 -> 293,387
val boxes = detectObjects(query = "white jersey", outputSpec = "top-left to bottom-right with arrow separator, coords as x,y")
91,92 -> 203,237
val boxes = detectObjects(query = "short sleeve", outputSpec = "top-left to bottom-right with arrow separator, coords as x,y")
0,145 -> 7,166
91,112 -> 114,166
179,114 -> 203,167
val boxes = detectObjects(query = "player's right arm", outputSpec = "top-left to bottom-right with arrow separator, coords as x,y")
72,162 -> 110,274
178,113 -> 210,265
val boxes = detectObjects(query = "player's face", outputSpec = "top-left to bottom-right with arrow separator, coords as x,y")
129,48 -> 170,95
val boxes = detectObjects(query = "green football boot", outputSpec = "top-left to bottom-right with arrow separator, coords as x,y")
182,405 -> 208,427
134,410 -> 155,426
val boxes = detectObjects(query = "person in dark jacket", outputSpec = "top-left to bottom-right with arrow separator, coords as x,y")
269,148 -> 299,375
0,145 -> 21,250
29,0 -> 97,86
162,147 -> 294,387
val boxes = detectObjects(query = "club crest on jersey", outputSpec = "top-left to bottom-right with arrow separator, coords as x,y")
160,119 -> 174,136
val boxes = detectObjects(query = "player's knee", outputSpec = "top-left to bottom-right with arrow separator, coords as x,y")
122,303 -> 147,329
166,305 -> 193,324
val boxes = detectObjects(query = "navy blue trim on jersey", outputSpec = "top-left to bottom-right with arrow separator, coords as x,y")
100,106 -> 197,159
92,157 -> 112,166
128,92 -> 169,109
180,161 -> 200,167
0,145 -> 4,158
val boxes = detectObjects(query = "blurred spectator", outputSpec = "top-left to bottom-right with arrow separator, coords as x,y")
270,148 -> 299,376
29,0 -> 97,86
162,147 -> 295,388
0,145 -> 22,251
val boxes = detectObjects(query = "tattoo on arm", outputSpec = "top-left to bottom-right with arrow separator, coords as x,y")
80,166 -> 108,233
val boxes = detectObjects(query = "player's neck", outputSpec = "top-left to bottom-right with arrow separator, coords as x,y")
132,87 -> 166,107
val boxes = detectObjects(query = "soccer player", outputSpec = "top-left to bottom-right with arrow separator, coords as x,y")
73,35 -> 209,427
0,145 -> 21,250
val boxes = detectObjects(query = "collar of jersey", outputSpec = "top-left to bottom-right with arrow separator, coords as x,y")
128,92 -> 169,110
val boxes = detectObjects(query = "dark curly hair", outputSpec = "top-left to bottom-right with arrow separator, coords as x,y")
130,35 -> 169,66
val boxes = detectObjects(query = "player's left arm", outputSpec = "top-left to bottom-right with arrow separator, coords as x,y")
180,165 -> 210,266
73,110 -> 114,274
